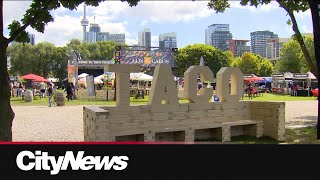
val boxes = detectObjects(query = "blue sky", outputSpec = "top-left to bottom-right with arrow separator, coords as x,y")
3,1 -> 312,48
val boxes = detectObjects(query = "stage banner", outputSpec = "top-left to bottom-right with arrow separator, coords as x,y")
86,75 -> 95,96
120,50 -> 174,67
67,65 -> 77,83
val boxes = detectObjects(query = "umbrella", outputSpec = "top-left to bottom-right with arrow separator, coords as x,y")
32,77 -> 49,83
20,74 -> 44,80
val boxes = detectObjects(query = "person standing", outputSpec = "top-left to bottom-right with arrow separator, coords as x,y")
10,82 -> 14,97
48,84 -> 53,107
40,81 -> 46,97
65,82 -> 73,101
293,84 -> 298,96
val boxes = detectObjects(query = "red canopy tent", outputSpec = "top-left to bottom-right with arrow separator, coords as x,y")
244,76 -> 264,85
20,74 -> 48,82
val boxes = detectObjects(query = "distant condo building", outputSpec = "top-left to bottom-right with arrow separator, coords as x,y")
85,22 -> 125,44
205,24 -> 233,51
28,33 -> 35,45
229,39 -> 250,57
266,38 -> 290,61
250,30 -> 278,58
138,28 -> 151,47
159,32 -> 177,49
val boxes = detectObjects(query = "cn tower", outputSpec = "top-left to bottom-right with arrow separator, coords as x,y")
81,4 -> 89,42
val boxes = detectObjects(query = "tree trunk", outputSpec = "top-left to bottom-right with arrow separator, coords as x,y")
0,39 -> 15,141
0,0 -> 15,141
308,0 -> 320,139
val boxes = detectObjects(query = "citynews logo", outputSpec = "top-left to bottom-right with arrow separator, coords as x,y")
16,151 -> 129,175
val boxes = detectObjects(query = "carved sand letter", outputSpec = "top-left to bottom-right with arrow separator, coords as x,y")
148,64 -> 179,112
216,67 -> 243,102
105,64 -> 141,108
184,66 -> 214,103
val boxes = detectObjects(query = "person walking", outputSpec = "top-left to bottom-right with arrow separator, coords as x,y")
48,84 -> 53,107
293,84 -> 298,96
65,82 -> 73,101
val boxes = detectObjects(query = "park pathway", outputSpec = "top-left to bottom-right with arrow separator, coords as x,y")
11,101 -> 318,141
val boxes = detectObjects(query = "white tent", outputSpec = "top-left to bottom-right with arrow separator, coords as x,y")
78,73 -> 89,79
130,73 -> 153,81
101,72 -> 153,81
94,77 -> 103,84
47,78 -> 59,82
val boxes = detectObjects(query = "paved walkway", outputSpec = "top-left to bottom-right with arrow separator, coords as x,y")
11,101 -> 318,141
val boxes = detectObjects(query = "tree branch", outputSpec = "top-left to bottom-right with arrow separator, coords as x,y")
276,0 -> 317,76
7,6 -> 48,43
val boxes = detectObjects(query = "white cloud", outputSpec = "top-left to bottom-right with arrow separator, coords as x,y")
229,1 -> 279,12
294,10 -> 311,19
3,1 -> 32,24
126,38 -> 138,45
302,25 -> 312,34
151,36 -> 159,47
118,1 -> 215,24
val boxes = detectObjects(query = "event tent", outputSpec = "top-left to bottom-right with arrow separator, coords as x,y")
20,74 -> 49,82
99,72 -> 153,81
78,73 -> 89,79
130,73 -> 153,81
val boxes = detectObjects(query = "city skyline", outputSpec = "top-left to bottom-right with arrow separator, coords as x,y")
3,1 -> 312,48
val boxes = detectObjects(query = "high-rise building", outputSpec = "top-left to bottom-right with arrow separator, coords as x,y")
159,32 -> 177,49
85,23 -> 125,44
28,33 -> 35,45
138,28 -> 151,47
250,30 -> 278,58
82,10 -> 125,44
97,32 -> 125,44
205,24 -> 233,51
229,39 -> 250,57
266,38 -> 290,61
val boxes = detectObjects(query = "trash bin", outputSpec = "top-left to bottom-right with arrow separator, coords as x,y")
24,90 -> 33,102
55,92 -> 65,106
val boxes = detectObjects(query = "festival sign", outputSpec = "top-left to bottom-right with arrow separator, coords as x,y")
119,50 -> 174,67
67,65 -> 77,83
86,75 -> 95,97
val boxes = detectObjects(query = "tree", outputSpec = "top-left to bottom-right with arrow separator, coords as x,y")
258,58 -> 274,77
176,44 -> 232,77
275,36 -> 315,74
275,40 -> 306,73
51,46 -> 69,87
232,52 -> 260,75
208,0 -> 317,78
0,0 -> 140,141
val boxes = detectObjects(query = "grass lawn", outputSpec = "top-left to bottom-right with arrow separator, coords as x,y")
11,92 -> 316,106
10,95 -> 190,106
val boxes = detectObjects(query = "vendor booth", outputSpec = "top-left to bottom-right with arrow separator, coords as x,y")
292,72 -> 318,96
271,72 -> 293,94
